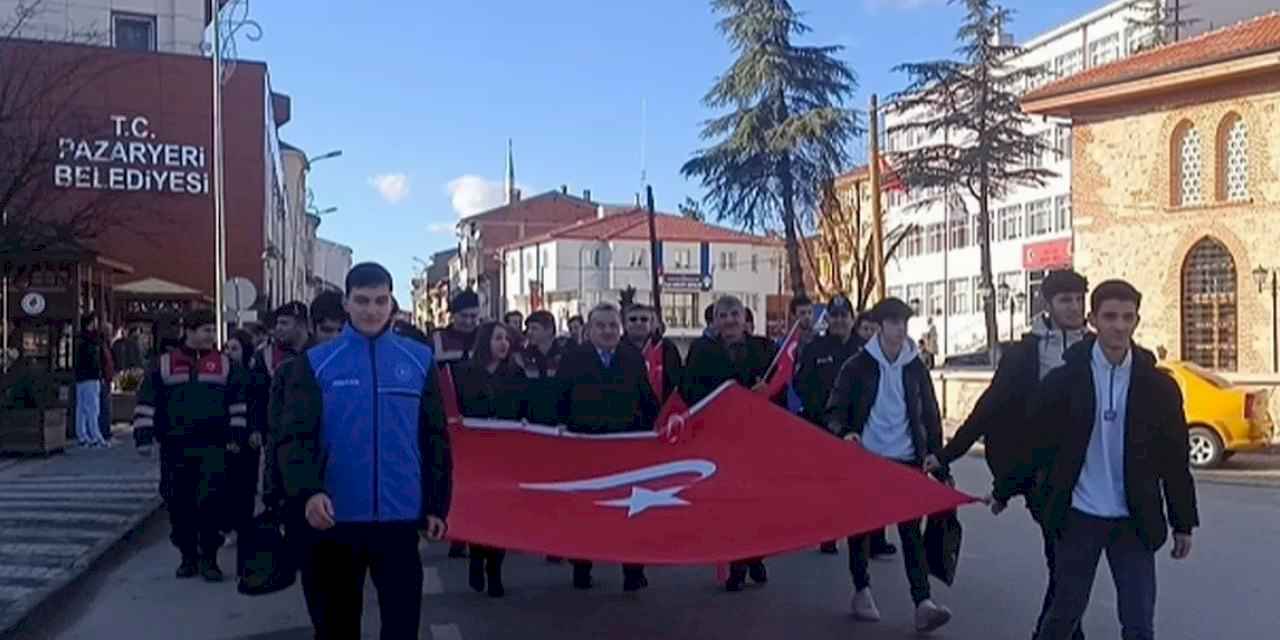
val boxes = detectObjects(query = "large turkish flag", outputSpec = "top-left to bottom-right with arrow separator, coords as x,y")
447,382 -> 975,565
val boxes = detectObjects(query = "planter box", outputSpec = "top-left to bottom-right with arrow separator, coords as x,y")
0,408 -> 68,455
110,392 -> 137,425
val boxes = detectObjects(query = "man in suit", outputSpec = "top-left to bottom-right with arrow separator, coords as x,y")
556,302 -> 660,592
990,280 -> 1199,640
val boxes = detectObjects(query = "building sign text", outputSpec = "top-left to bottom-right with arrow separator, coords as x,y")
53,115 -> 210,196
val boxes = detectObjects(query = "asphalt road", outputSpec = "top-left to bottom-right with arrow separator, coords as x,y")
7,458 -> 1279,640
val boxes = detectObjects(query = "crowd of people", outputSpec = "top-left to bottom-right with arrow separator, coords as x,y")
123,262 -> 1198,640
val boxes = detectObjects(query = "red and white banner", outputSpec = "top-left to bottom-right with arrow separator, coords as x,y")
437,364 -> 463,427
445,382 -> 974,565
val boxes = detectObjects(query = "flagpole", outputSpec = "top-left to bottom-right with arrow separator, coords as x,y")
868,94 -> 886,302
762,309 -> 827,382
211,0 -> 227,348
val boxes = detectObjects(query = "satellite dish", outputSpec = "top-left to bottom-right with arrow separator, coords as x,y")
224,277 -> 257,312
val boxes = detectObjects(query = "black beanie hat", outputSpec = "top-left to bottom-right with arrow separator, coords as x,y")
273,300 -> 309,323
450,290 -> 480,313
1041,269 -> 1088,301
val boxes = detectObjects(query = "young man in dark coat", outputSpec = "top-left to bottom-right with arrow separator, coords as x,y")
556,302 -> 659,592
238,301 -> 311,534
621,303 -> 683,401
682,295 -> 778,592
990,280 -> 1198,640
926,268 -> 1090,640
275,263 -> 451,639
825,297 -> 952,632
74,314 -> 108,447
132,309 -> 249,582
517,310 -> 573,426
432,289 -> 481,365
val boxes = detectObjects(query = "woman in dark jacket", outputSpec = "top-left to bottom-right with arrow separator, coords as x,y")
453,321 -> 527,598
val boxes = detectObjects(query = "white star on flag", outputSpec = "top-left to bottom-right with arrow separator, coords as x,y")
596,486 -> 691,517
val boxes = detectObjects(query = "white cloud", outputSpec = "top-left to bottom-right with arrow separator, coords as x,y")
864,0 -> 943,10
445,174 -> 508,217
368,173 -> 411,204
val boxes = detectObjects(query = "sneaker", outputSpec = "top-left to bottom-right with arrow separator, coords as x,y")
747,561 -> 768,584
851,588 -> 881,622
870,541 -> 898,559
724,566 -> 747,592
175,557 -> 199,579
199,558 -> 224,583
914,599 -> 953,633
622,569 -> 648,592
468,557 -> 485,593
572,566 -> 593,590
819,541 -> 839,554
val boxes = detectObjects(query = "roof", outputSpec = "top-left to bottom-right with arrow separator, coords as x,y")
500,209 -> 783,251
835,164 -> 869,184
1024,13 -> 1280,104
115,277 -> 204,297
459,190 -> 597,224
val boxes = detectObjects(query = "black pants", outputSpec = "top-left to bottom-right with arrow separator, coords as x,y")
307,522 -> 424,640
848,516 -> 931,605
226,446 -> 261,532
1036,510 -> 1156,640
161,444 -> 227,559
98,381 -> 113,440
1037,522 -> 1085,640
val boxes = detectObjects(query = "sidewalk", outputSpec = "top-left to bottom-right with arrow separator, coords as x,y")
0,432 -> 160,637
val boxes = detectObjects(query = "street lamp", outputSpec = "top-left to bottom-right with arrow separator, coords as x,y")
309,150 -> 343,165
1252,265 -> 1278,372
997,282 -> 1024,342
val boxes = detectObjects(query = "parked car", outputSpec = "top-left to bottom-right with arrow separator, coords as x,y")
1158,361 -> 1274,469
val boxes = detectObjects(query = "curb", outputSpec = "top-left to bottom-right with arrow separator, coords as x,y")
0,496 -> 164,639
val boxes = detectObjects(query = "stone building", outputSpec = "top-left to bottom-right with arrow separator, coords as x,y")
1023,13 -> 1280,373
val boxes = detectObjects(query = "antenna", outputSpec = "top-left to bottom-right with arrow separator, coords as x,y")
640,98 -> 648,191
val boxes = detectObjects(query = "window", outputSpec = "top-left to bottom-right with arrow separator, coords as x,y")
997,205 -> 1022,242
1055,195 -> 1072,231
1173,121 -> 1203,207
592,250 -> 601,267
926,223 -> 945,254
674,249 -> 692,269
1088,33 -> 1120,67
1219,114 -> 1249,202
718,251 -> 738,271
661,292 -> 698,329
508,255 -> 518,275
949,278 -> 970,315
907,226 -> 924,257
1054,48 -> 1083,78
1126,26 -> 1155,54
751,253 -> 759,273
628,249 -> 646,268
1181,237 -> 1238,371
972,276 -> 985,310
949,213 -> 970,249
997,271 -> 1021,310
1026,198 -> 1053,237
113,12 -> 156,51
906,284 -> 924,309
542,250 -> 550,268
926,281 -> 945,317
1053,125 -> 1072,162
1025,132 -> 1046,168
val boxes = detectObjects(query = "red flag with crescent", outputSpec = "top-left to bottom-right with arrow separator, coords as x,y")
761,322 -> 803,400
445,382 -> 974,564
642,340 -> 665,398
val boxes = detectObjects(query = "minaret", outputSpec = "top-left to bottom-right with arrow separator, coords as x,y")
504,138 -> 516,205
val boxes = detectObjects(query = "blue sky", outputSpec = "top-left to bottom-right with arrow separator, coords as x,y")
237,0 -> 1107,303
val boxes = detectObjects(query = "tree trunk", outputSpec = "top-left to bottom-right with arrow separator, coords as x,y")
779,157 -> 806,298
978,175 -> 999,366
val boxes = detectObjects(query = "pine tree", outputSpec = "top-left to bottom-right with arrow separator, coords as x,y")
1127,1 -> 1199,52
888,0 -> 1056,362
682,0 -> 861,297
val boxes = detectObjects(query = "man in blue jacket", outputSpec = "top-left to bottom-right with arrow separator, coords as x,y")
276,262 -> 452,639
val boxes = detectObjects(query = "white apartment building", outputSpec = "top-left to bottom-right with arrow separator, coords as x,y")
311,237 -> 352,294
500,209 -> 784,341
880,0 -> 1278,357
1,0 -> 211,54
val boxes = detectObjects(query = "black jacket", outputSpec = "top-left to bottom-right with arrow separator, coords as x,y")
681,334 -> 778,406
454,359 -> 527,421
556,342 -> 659,434
132,347 -> 250,446
620,336 -> 684,401
74,330 -> 103,382
825,347 -> 943,467
517,337 -> 573,425
795,332 -> 865,426
994,340 -> 1199,551
938,323 -> 1093,482
431,326 -> 477,366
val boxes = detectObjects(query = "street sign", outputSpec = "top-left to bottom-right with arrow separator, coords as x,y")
224,277 -> 257,312
662,273 -> 713,291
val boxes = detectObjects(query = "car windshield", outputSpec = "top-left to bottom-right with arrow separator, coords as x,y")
1181,362 -> 1233,389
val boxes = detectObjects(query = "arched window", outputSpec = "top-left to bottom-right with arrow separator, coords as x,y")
1218,114 -> 1249,202
1172,121 -> 1203,207
1181,237 -> 1238,371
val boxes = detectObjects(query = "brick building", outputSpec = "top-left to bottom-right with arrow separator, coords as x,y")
1023,13 -> 1280,373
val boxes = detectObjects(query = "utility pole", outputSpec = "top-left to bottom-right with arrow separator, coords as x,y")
210,0 -> 227,347
868,94 -> 886,301
645,186 -> 662,320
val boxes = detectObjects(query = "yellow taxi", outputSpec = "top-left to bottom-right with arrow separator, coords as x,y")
1158,361 -> 1274,469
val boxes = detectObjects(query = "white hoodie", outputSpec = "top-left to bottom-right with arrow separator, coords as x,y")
1030,315 -> 1087,381
861,335 -> 920,462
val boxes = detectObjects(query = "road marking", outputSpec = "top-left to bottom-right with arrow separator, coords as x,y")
0,542 -> 92,558
0,492 -> 154,502
429,623 -> 462,640
0,511 -> 130,525
0,565 -> 65,580
0,502 -> 146,513
422,567 -> 443,595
